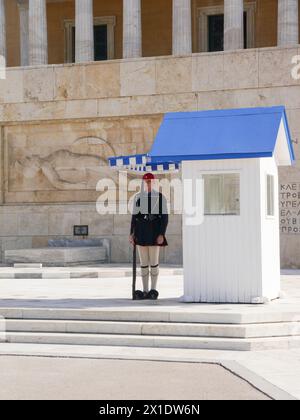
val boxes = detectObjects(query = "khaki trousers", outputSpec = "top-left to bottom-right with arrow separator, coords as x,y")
137,246 -> 160,292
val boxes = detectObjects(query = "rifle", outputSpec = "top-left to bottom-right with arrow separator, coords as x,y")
132,243 -> 137,300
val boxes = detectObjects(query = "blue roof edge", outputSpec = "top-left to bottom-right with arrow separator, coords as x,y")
282,108 -> 296,165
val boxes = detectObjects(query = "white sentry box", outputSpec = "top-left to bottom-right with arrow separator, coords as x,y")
182,157 -> 280,304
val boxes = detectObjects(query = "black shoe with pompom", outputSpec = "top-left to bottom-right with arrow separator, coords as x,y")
133,290 -> 147,300
147,290 -> 159,300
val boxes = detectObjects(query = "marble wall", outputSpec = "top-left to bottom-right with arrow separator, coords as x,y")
0,47 -> 300,266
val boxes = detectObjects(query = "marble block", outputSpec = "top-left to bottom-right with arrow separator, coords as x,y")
4,247 -> 107,266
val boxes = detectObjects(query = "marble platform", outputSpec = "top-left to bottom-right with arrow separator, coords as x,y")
4,246 -> 107,266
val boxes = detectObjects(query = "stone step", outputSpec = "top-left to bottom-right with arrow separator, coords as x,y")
0,268 -> 183,279
14,264 -> 43,269
4,319 -> 300,339
4,331 -> 300,351
1,307 -> 300,325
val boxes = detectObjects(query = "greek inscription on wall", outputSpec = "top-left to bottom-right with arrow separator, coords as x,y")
280,183 -> 300,234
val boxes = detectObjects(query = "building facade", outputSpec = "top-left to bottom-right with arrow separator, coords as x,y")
0,0 -> 299,266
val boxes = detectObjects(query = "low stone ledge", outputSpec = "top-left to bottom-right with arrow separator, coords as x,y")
4,247 -> 107,267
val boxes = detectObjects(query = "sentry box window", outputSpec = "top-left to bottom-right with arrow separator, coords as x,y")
73,225 -> 89,236
266,175 -> 275,217
203,173 -> 240,216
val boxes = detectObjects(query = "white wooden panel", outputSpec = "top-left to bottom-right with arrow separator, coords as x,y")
259,158 -> 281,300
182,159 -> 264,303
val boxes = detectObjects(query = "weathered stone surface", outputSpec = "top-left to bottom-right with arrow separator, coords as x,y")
223,50 -> 259,89
111,235 -> 132,263
113,214 -> 132,235
23,67 -> 55,102
85,62 -> 120,98
54,65 -> 86,100
98,97 -> 130,117
164,235 -> 183,265
0,69 -> 24,103
120,59 -> 156,96
2,101 -> 65,122
64,99 -> 98,119
0,213 -> 19,236
32,236 -> 50,249
259,47 -> 299,87
196,86 -> 300,111
0,237 -> 33,252
18,213 -> 49,236
80,213 -> 113,236
163,93 -> 197,113
48,213 -> 80,236
156,57 -> 192,94
281,235 -> 300,268
129,95 -> 164,115
192,53 -> 224,92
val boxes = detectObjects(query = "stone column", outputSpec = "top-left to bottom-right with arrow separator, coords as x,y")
17,0 -> 29,66
172,0 -> 192,55
75,0 -> 94,63
29,0 -> 48,65
0,0 -> 6,61
123,0 -> 142,58
278,0 -> 299,46
224,0 -> 244,51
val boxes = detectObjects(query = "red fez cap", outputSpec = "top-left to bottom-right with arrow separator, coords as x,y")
143,173 -> 155,181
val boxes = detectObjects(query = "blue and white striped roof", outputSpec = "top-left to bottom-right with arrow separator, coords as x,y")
108,154 -> 180,173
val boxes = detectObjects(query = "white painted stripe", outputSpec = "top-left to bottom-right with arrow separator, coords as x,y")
116,159 -> 124,167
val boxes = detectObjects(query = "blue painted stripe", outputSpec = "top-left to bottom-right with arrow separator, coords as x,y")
108,154 -> 148,167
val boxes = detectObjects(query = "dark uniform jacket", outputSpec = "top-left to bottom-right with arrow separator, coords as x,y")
130,190 -> 168,247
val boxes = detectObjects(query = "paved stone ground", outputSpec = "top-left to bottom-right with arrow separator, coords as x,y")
0,356 -> 269,400
0,267 -> 299,399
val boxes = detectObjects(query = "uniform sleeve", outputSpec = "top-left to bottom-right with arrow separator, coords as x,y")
160,194 -> 169,236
